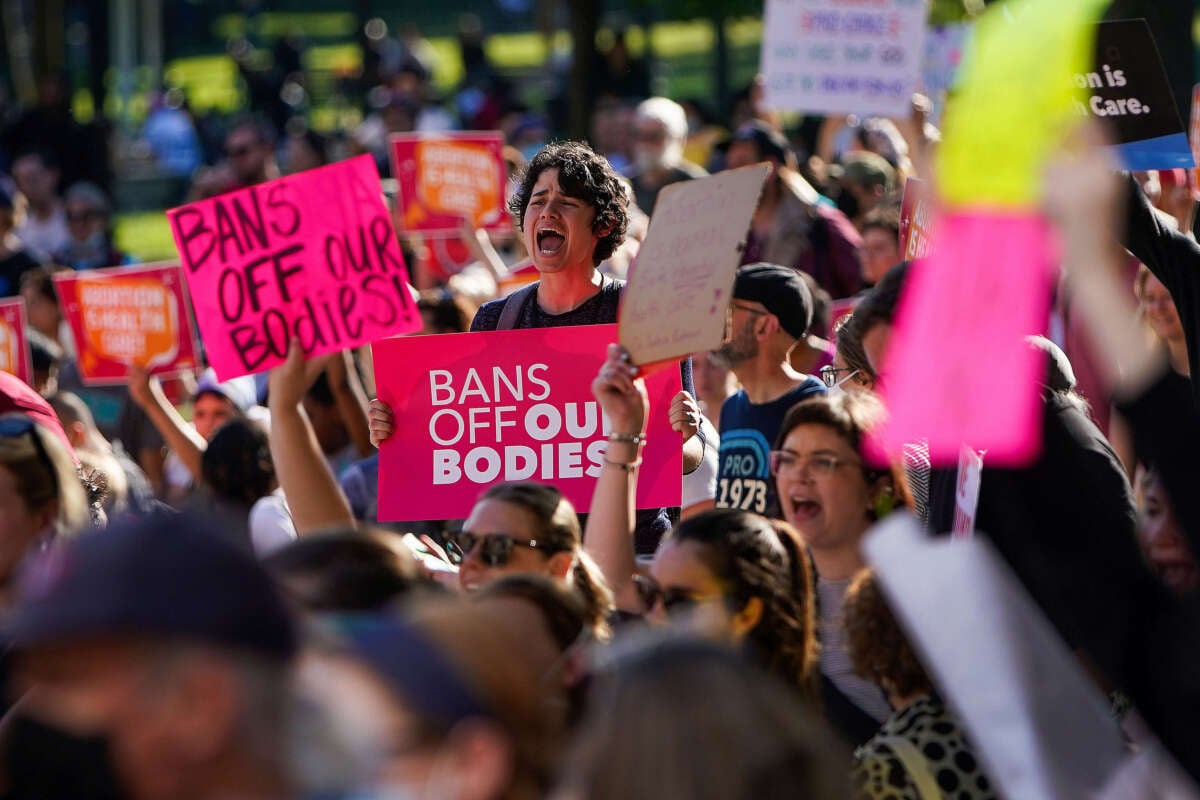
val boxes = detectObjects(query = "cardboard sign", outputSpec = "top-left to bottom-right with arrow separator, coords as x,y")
0,298 -> 31,385
898,177 -> 935,260
871,212 -> 1053,466
167,155 -> 420,381
374,324 -> 683,522
54,263 -> 199,386
864,515 -> 1130,800
619,164 -> 770,366
951,444 -> 984,538
761,0 -> 929,117
391,132 -> 509,236
1069,20 -> 1194,171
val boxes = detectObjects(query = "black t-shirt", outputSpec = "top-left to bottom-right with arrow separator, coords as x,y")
473,277 -> 688,555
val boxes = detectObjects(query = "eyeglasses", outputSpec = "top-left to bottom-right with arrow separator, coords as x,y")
444,530 -> 560,568
819,365 -> 861,388
729,302 -> 769,317
769,449 -> 860,478
634,576 -> 725,616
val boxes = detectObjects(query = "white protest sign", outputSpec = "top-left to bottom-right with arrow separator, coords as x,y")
762,0 -> 930,117
864,514 -> 1127,800
619,164 -> 770,366
951,443 -> 984,538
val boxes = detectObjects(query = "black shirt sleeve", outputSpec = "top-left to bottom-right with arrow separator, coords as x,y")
1123,175 -> 1200,408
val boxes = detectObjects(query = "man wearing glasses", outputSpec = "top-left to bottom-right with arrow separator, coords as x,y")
711,263 -> 825,518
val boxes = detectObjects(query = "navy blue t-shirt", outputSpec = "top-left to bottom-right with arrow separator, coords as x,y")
716,377 -> 825,518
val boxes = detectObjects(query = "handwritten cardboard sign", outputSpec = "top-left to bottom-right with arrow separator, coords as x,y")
619,164 -> 770,366
0,298 -> 31,385
1070,20 -> 1194,171
391,132 -> 509,236
898,177 -> 935,260
761,0 -> 930,117
54,263 -> 199,386
871,212 -> 1053,466
374,324 -> 683,522
167,155 -> 420,381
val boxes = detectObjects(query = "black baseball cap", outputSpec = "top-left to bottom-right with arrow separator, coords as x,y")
733,263 -> 814,340
5,511 -> 297,660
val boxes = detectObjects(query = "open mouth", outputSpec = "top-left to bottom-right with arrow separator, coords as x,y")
536,229 -> 565,254
789,498 -> 821,521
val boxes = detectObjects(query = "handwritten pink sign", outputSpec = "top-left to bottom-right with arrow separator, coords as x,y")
167,155 -> 421,381
374,324 -> 683,521
0,298 -> 31,385
871,212 -> 1053,466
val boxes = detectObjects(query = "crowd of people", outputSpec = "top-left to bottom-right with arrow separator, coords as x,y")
0,11 -> 1192,800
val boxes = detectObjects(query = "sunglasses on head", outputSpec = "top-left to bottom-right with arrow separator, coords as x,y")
444,530 -> 560,568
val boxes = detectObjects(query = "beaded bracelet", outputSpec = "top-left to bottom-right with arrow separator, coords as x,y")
608,432 -> 646,445
603,459 -> 642,472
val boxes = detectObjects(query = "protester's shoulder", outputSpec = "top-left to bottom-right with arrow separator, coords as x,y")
470,297 -> 505,332
789,375 -> 826,401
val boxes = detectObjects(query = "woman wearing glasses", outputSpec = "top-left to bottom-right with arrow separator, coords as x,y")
772,392 -> 900,745
446,482 -> 614,641
586,345 -> 819,701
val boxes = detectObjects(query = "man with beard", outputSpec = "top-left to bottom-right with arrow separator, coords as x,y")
712,263 -> 825,518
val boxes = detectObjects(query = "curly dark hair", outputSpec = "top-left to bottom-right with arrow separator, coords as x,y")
670,509 -> 818,702
843,568 -> 931,699
507,141 -> 628,266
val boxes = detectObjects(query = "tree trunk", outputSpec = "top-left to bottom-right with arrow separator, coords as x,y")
568,0 -> 600,140
712,13 -> 729,122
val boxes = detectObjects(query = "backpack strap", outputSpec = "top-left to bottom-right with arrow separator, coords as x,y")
876,735 -> 943,800
496,282 -> 539,330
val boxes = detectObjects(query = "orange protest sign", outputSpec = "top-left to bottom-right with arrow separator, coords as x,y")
55,263 -> 200,386
0,298 -> 31,385
392,132 -> 509,235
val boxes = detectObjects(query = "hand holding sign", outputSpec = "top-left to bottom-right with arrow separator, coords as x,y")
167,155 -> 420,381
619,164 -> 770,366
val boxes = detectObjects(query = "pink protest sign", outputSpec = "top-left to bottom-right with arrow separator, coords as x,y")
0,298 -> 31,385
872,212 -> 1053,466
374,324 -> 683,522
391,132 -> 509,236
167,155 -> 420,381
54,263 -> 200,386
898,177 -> 936,260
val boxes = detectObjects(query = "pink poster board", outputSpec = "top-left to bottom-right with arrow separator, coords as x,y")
872,211 -> 1053,466
0,298 -> 31,385
898,177 -> 936,260
391,132 -> 510,236
374,324 -> 683,521
55,263 -> 200,386
167,155 -> 421,381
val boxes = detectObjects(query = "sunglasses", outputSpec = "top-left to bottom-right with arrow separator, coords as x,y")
444,530 -> 560,568
633,576 -> 723,615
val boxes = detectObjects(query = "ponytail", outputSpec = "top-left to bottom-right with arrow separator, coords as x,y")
570,550 -> 615,642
